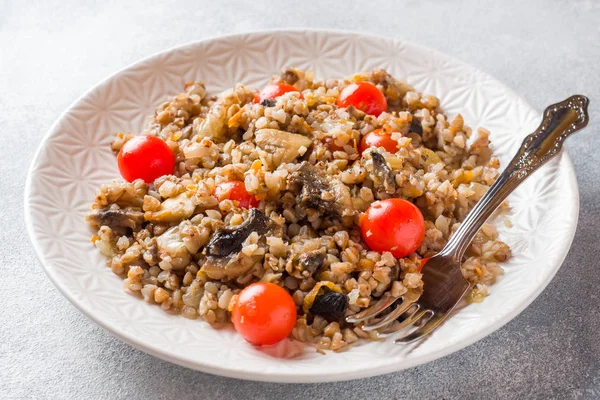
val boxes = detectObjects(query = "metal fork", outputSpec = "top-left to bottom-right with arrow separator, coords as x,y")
347,95 -> 590,344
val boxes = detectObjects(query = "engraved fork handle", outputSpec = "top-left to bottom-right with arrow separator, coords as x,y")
441,95 -> 590,261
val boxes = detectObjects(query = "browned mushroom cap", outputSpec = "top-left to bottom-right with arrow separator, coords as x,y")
86,208 -> 145,233
200,252 -> 258,281
254,129 -> 313,169
200,209 -> 270,281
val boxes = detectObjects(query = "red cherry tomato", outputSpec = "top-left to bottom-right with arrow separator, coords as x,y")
359,129 -> 399,154
360,198 -> 425,258
337,82 -> 387,116
215,180 -> 258,208
117,135 -> 175,183
254,83 -> 301,103
231,282 -> 297,346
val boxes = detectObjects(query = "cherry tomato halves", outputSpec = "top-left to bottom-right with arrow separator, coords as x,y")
360,198 -> 425,258
359,129 -> 399,154
215,180 -> 258,208
231,282 -> 297,346
254,83 -> 301,104
117,135 -> 175,183
337,82 -> 387,116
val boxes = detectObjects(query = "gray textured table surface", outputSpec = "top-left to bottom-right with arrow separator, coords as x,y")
2,0 -> 599,399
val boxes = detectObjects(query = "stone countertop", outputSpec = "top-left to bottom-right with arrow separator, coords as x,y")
1,0 -> 599,398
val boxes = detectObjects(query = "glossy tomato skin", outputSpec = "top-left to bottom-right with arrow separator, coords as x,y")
117,135 -> 175,183
359,129 -> 399,154
360,198 -> 425,258
337,82 -> 387,116
254,83 -> 301,103
215,180 -> 258,208
231,282 -> 297,346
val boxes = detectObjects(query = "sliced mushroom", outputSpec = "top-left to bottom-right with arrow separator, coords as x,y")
144,192 -> 198,223
298,251 -> 326,276
201,209 -> 270,280
94,180 -> 147,209
288,162 -> 355,217
370,152 -> 395,194
254,129 -> 312,169
288,249 -> 326,279
200,253 -> 257,281
86,208 -> 145,233
288,162 -> 329,211
205,209 -> 269,257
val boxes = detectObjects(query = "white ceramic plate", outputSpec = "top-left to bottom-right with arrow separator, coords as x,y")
24,30 -> 579,383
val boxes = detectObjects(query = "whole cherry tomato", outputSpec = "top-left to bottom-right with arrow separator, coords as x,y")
337,81 -> 387,116
117,135 -> 175,183
231,282 -> 297,346
360,198 -> 425,258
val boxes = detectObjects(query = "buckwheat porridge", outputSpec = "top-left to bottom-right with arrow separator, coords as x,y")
86,68 -> 510,352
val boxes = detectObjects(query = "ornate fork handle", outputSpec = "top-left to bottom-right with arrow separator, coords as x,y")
442,95 -> 590,261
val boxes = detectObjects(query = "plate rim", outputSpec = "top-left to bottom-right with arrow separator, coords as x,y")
24,28 -> 580,383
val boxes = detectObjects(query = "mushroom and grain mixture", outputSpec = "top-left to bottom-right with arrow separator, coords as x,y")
86,68 -> 510,352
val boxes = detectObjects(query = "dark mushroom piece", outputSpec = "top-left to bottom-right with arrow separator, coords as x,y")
410,118 -> 423,135
288,249 -> 326,279
260,99 -> 276,107
288,162 -> 329,211
310,291 -> 349,323
370,152 -> 395,194
298,251 -> 326,276
288,162 -> 355,217
201,209 -> 270,280
303,281 -> 349,323
86,208 -> 145,233
205,209 -> 269,257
